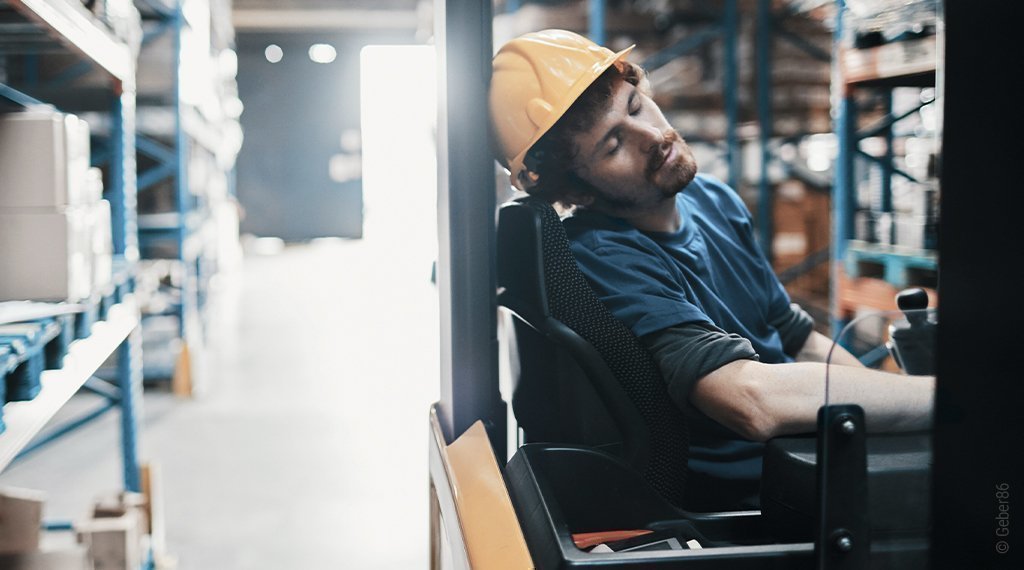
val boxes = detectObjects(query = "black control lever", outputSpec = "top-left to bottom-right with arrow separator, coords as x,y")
887,288 -> 936,375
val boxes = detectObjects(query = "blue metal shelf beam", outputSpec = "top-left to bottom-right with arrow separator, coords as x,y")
136,134 -> 179,190
117,327 -> 143,492
881,92 -> 894,220
776,26 -> 831,62
641,27 -> 720,73
0,82 -> 45,106
173,3 -> 189,340
588,0 -> 605,47
855,149 -> 919,183
858,97 -> 934,139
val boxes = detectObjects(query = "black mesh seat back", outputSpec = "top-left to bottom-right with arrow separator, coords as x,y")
508,316 -> 623,450
498,198 -> 690,507
497,200 -> 624,451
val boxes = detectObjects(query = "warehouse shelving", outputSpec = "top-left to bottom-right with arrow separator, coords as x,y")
754,0 -> 833,261
0,0 -> 152,564
830,0 -> 941,331
132,0 -> 241,392
0,298 -> 140,473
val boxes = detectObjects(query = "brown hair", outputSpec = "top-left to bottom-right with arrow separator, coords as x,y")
525,61 -> 650,206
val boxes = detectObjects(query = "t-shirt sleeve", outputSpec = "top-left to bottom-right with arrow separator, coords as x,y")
771,302 -> 815,357
640,321 -> 759,413
705,175 -> 807,345
570,239 -> 713,337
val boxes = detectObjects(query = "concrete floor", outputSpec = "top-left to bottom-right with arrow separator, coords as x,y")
0,235 -> 441,569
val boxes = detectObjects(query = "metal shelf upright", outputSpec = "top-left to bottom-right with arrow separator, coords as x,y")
133,0 -> 196,386
0,1 -> 148,560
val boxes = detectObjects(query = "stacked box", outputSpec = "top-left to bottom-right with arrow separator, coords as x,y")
0,112 -> 90,208
0,487 -> 46,555
76,493 -> 146,570
0,208 -> 93,301
0,111 -> 112,303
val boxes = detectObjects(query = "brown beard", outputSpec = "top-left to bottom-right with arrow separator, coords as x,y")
646,129 -> 698,194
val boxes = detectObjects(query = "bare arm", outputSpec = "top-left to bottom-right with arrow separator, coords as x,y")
691,359 -> 934,442
794,330 -> 864,367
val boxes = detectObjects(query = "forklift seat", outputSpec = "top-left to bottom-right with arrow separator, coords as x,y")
496,197 -> 690,508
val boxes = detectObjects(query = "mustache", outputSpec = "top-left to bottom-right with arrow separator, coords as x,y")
645,129 -> 683,176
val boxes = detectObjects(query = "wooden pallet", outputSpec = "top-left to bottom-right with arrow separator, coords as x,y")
835,265 -> 937,320
844,240 -> 937,290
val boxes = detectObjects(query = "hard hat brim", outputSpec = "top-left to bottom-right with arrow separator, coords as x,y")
509,43 -> 636,185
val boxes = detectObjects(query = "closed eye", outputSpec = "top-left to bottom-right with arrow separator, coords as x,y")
629,97 -> 642,116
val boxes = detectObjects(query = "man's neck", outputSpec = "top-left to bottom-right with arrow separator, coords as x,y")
619,196 -> 681,233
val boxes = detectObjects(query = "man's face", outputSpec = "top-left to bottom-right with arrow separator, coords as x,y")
569,77 -> 698,213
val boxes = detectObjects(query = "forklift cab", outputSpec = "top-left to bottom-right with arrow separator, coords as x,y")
495,198 -> 936,568
429,2 -> 1019,567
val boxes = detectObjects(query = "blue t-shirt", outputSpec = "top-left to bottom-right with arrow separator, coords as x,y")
564,174 -> 796,360
563,174 -> 797,506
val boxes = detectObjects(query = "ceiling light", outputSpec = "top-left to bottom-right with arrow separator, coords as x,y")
309,44 -> 337,64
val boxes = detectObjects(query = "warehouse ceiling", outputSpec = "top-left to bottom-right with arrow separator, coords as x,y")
233,0 -> 427,32
233,0 -> 420,9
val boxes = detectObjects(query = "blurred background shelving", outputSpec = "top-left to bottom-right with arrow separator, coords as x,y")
131,0 -> 242,393
829,0 -> 941,335
1,0 -> 154,566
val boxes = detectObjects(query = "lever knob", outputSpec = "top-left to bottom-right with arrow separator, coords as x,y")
896,288 -> 929,312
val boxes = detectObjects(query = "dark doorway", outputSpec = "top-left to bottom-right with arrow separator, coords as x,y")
236,30 -> 413,241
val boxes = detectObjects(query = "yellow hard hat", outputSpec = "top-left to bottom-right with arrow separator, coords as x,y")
490,29 -> 635,190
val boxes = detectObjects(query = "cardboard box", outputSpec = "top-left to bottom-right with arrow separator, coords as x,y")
0,111 -> 91,209
76,509 -> 142,570
772,180 -> 831,297
0,208 -> 93,302
893,213 -> 937,251
0,548 -> 91,570
0,487 -> 46,554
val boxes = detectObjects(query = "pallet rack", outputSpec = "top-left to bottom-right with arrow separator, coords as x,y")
830,0 -> 940,331
0,0 -> 150,565
133,0 -> 241,392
